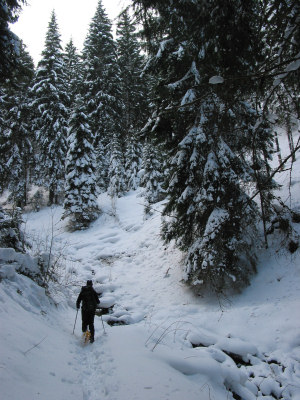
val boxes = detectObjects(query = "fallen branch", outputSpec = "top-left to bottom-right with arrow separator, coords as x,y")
23,336 -> 47,356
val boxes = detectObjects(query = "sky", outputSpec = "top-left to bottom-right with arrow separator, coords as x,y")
11,0 -> 131,65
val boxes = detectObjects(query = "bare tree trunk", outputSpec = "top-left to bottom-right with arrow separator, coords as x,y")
48,185 -> 55,206
286,117 -> 296,162
274,131 -> 283,168
259,189 -> 269,249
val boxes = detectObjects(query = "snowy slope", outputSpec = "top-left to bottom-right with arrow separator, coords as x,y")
1,131 -> 300,400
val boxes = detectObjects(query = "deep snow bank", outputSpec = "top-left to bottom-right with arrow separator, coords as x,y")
0,248 -> 84,400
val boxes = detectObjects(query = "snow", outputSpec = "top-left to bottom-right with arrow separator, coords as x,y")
1,133 -> 300,399
209,75 -> 224,84
156,39 -> 173,59
180,88 -> 196,106
285,52 -> 300,72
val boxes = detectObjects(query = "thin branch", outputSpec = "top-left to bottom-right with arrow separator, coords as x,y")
23,336 -> 47,356
248,142 -> 300,205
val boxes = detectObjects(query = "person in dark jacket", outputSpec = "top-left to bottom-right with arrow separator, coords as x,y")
76,280 -> 100,343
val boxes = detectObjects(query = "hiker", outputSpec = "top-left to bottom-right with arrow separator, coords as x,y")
76,280 -> 100,343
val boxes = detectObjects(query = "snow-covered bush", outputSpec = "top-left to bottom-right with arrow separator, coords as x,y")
0,247 -> 43,285
30,189 -> 45,212
0,206 -> 24,252
268,203 -> 300,254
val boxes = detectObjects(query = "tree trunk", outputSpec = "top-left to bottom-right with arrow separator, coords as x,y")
48,185 -> 55,206
286,117 -> 296,162
274,131 -> 283,168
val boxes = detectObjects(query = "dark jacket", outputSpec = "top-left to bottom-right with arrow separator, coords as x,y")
76,286 -> 100,312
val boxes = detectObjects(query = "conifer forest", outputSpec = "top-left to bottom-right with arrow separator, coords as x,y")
1,0 -> 299,295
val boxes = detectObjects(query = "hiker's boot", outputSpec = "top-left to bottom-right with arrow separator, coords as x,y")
90,336 -> 94,343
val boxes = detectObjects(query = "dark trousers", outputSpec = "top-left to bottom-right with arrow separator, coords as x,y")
81,309 -> 95,338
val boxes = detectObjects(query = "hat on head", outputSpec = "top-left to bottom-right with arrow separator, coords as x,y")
86,280 -> 93,287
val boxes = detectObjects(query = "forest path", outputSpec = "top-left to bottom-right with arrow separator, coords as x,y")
59,191 -> 205,400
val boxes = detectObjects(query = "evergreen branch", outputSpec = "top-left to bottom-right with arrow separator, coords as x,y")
162,92 -> 208,113
256,54 -> 300,77
137,202 -> 165,215
159,55 -> 300,114
160,142 -> 300,245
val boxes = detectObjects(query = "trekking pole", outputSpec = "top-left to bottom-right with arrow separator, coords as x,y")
72,309 -> 79,335
100,314 -> 107,335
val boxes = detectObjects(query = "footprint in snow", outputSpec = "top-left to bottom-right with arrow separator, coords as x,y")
102,237 -> 120,244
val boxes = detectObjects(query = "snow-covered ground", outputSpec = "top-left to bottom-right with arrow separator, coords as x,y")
1,129 -> 300,400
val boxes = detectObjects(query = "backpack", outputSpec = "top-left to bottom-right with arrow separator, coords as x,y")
81,286 -> 97,311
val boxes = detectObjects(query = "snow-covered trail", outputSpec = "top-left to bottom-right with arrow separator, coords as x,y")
2,187 -> 300,400
57,191 -> 208,400
22,190 -> 210,400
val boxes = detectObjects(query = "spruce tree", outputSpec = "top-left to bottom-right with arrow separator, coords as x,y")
134,0 -> 275,293
261,1 -> 299,119
116,9 -> 148,132
63,95 -> 99,230
0,0 -> 25,81
30,11 -> 69,205
116,9 -> 148,191
141,140 -> 165,215
259,1 -> 300,171
82,0 -> 123,191
95,140 -> 109,192
0,42 -> 35,207
107,134 -> 126,198
124,129 -> 142,191
63,39 -> 82,106
162,99 -> 260,290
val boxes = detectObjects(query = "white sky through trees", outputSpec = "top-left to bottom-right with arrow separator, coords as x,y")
11,0 -> 131,65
